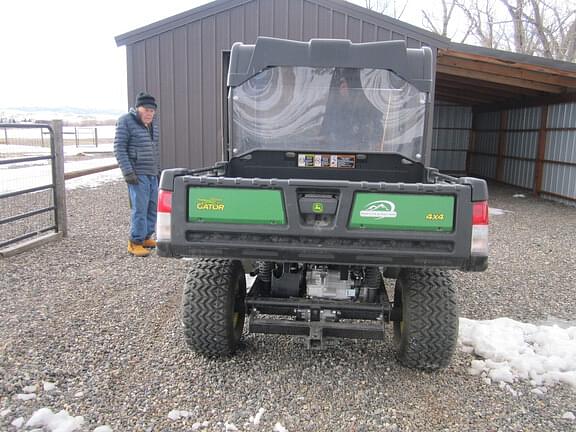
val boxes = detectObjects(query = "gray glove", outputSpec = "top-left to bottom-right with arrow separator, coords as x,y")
124,172 -> 139,185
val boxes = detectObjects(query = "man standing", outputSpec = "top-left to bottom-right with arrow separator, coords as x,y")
114,92 -> 160,257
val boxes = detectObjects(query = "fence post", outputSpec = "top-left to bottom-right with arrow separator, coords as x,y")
51,120 -> 68,237
94,127 -> 98,147
3,127 -> 7,144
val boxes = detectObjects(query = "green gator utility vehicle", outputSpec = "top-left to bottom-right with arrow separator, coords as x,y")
157,37 -> 489,370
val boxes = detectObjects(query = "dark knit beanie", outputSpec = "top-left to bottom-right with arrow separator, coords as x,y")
135,92 -> 157,109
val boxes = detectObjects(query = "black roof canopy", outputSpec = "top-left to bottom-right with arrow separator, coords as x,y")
227,37 -> 433,91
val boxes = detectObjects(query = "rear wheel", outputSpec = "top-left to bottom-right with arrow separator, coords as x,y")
393,268 -> 458,370
182,258 -> 246,356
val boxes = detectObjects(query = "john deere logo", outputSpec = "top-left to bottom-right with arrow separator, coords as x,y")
360,200 -> 397,219
312,202 -> 324,213
196,198 -> 225,211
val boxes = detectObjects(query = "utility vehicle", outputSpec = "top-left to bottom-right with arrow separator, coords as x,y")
157,37 -> 489,370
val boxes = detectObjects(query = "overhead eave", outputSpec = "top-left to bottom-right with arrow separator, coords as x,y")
436,46 -> 576,110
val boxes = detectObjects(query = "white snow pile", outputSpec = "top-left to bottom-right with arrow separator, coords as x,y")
167,409 -> 193,421
66,167 -> 122,190
224,421 -> 239,431
274,422 -> 288,432
513,193 -> 526,198
25,407 -> 84,431
4,407 -> 111,432
459,317 -> 576,388
167,410 -> 211,430
14,393 -> 36,401
44,381 -> 58,392
489,207 -> 510,216
249,408 -> 265,425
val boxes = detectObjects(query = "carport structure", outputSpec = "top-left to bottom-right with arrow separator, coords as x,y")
433,44 -> 576,205
116,0 -> 576,205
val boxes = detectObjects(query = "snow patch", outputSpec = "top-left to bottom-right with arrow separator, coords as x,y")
167,409 -> 192,421
249,407 -> 265,425
93,426 -> 113,432
274,422 -> 288,432
15,393 -> 36,401
459,317 -> 576,389
11,417 -> 25,427
562,412 -> 575,420
513,194 -> 526,198
25,407 -> 84,432
224,422 -> 239,431
489,207 -> 510,216
194,421 -> 209,430
44,382 -> 57,392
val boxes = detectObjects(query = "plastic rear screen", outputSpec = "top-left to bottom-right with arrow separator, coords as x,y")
231,66 -> 426,160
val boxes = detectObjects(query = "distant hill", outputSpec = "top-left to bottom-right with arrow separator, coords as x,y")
0,106 -> 124,126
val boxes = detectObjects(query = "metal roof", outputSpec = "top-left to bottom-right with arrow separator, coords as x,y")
450,42 -> 576,74
114,0 -> 576,111
436,45 -> 576,109
115,0 -> 450,48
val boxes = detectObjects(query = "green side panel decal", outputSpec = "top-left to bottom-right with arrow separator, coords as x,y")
349,193 -> 455,231
188,187 -> 286,225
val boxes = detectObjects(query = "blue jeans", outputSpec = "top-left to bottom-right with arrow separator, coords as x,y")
127,175 -> 158,243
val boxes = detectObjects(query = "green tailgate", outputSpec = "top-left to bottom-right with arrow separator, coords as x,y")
349,193 -> 455,231
188,187 -> 286,225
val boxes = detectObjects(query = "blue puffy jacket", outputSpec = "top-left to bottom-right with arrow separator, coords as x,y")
114,108 -> 160,176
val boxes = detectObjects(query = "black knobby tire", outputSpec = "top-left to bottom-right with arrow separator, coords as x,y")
393,268 -> 458,371
182,258 -> 246,356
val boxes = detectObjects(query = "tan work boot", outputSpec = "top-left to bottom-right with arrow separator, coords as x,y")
127,240 -> 150,257
143,238 -> 157,248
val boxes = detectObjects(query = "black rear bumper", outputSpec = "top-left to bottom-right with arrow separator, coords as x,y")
157,174 -> 488,272
158,241 -> 487,271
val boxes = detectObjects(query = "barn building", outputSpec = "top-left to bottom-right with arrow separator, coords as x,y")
116,0 -> 576,205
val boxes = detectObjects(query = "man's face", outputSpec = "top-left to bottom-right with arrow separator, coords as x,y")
137,106 -> 156,125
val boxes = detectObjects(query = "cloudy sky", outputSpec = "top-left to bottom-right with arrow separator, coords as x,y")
0,0 -> 428,112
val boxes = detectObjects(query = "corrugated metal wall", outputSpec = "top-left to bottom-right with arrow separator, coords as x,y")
469,111 -> 499,179
469,102 -> 576,206
502,106 -> 539,189
125,0 -> 439,169
430,104 -> 471,172
543,102 -> 576,205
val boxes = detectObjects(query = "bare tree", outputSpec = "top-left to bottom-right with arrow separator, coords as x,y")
521,0 -> 576,60
362,0 -> 575,61
420,0 -> 576,61
422,0 -> 472,42
363,0 -> 409,19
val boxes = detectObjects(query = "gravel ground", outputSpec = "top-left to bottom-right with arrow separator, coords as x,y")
1,180 -> 575,432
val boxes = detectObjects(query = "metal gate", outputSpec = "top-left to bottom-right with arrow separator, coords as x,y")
0,121 -> 67,256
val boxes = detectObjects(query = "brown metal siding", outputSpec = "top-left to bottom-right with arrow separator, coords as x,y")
202,16 -> 218,166
146,38 -> 161,100
287,1 -> 303,40
274,0 -> 289,38
187,22 -> 204,166
125,0 -> 435,169
159,32 -> 175,166
173,27 -> 190,167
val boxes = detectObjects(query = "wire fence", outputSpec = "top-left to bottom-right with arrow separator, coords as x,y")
0,122 -> 67,255
0,125 -> 115,148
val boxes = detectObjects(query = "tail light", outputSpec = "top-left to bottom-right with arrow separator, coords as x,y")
156,189 -> 172,241
471,201 -> 489,256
